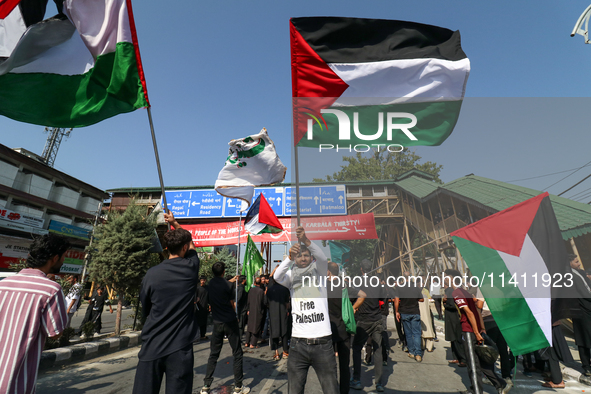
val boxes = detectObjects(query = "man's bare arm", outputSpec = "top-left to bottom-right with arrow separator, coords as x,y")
164,212 -> 195,250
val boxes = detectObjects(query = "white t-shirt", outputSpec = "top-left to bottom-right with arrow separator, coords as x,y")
65,283 -> 82,314
274,241 -> 331,339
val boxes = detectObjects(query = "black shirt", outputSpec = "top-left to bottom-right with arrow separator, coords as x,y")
395,284 -> 423,315
196,285 -> 209,310
355,278 -> 385,323
208,276 -> 237,323
327,283 -> 359,342
138,249 -> 200,361
91,292 -> 110,312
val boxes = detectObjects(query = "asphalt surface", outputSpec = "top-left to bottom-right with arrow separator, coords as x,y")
69,304 -> 137,334
37,313 -> 591,394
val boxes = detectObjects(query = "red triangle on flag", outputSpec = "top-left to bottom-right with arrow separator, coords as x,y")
451,193 -> 547,256
258,194 -> 284,231
290,19 -> 349,146
0,0 -> 21,19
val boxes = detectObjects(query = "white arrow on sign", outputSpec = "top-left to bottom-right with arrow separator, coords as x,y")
192,201 -> 200,206
338,195 -> 343,204
277,197 -> 282,206
227,199 -> 235,208
314,196 -> 319,205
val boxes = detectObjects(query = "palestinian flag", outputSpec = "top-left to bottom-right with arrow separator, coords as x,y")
0,0 -> 149,128
451,192 -> 572,355
245,194 -> 284,235
291,17 -> 470,147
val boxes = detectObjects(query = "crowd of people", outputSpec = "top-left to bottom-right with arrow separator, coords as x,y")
0,211 -> 590,394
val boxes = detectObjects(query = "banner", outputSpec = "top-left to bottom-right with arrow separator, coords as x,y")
181,213 -> 377,247
60,249 -> 85,274
0,235 -> 32,269
0,207 -> 44,228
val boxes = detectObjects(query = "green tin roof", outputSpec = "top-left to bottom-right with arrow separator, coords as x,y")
394,174 -> 591,241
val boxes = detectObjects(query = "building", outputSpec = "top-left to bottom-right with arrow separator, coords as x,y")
0,143 -> 108,276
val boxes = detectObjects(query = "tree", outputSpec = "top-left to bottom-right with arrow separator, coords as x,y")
198,247 -> 238,280
313,148 -> 443,183
88,199 -> 159,335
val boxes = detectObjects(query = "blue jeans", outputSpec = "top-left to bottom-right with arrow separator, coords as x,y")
401,313 -> 422,357
288,336 -> 339,394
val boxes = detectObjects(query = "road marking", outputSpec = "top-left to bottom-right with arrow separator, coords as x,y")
259,359 -> 287,394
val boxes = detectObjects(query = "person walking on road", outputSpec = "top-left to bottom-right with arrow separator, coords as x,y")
201,262 -> 249,394
132,212 -> 200,394
0,233 -> 70,394
274,226 -> 339,394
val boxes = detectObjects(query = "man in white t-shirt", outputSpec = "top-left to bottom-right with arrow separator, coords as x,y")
274,226 -> 338,394
65,274 -> 83,328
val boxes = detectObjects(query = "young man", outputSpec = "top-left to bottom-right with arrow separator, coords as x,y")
327,261 -> 365,394
80,286 -> 113,338
569,254 -> 591,377
0,233 -> 70,394
201,262 -> 249,394
245,277 -> 265,348
132,212 -> 200,394
274,226 -> 339,394
351,259 -> 387,392
395,271 -> 424,363
65,274 -> 83,328
236,275 -> 248,339
446,269 -> 510,394
195,276 -> 210,340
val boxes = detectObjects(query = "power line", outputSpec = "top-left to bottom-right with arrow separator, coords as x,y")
505,163 -> 591,183
558,173 -> 591,196
542,159 -> 591,191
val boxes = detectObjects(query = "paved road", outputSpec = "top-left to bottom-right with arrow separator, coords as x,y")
69,304 -> 136,333
38,315 -> 590,394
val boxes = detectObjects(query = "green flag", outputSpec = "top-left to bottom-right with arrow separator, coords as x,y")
242,235 -> 265,292
329,241 -> 351,267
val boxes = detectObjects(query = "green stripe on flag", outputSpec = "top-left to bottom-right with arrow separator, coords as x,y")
453,236 -> 550,355
0,42 -> 147,128
296,100 -> 463,148
242,235 -> 264,292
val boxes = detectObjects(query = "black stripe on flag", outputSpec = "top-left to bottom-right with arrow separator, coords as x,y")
291,17 -> 467,64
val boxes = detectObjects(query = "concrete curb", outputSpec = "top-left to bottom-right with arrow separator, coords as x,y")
562,366 -> 591,386
39,331 -> 141,370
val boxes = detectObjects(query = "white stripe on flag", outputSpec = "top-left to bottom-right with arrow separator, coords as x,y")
245,213 -> 267,235
498,234 -> 552,345
329,58 -> 470,106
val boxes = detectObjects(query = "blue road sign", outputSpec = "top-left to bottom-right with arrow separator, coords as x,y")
224,187 -> 284,217
285,185 -> 346,216
164,190 -> 224,218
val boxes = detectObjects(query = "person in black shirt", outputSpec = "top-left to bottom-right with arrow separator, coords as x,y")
195,276 -> 209,340
394,272 -> 424,363
351,259 -> 387,392
132,212 -> 200,394
79,286 -> 113,338
201,262 -> 250,394
245,277 -> 266,348
236,275 -> 248,339
327,262 -> 365,394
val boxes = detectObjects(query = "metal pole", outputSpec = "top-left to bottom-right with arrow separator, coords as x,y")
132,296 -> 139,331
294,145 -> 301,227
81,201 -> 103,285
235,210 -> 243,312
147,108 -> 169,227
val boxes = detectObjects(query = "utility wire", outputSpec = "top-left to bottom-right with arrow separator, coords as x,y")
542,159 -> 591,192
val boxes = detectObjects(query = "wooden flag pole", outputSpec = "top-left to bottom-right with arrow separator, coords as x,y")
147,107 -> 169,225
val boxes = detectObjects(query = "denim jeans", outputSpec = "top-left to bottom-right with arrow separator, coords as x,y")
352,320 -> 384,386
288,336 -> 339,394
204,320 -> 244,388
401,313 -> 422,357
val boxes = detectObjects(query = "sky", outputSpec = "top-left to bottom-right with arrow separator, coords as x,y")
2,1 -> 591,203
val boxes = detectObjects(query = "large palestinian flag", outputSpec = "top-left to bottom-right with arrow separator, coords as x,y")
291,17 -> 470,148
0,0 -> 149,127
451,192 -> 572,355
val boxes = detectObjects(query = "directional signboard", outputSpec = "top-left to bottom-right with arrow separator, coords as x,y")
165,190 -> 224,218
285,185 -> 346,216
224,187 -> 284,217
164,185 -> 346,218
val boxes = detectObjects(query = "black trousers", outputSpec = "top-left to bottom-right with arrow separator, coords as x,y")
272,334 -> 289,354
579,346 -> 591,371
238,311 -> 247,338
132,344 -> 194,394
204,320 -> 244,388
395,314 -> 406,347
433,297 -> 443,319
335,338 -> 351,394
464,332 -> 505,394
451,339 -> 467,364
196,309 -> 209,338
484,320 -> 512,378
245,331 -> 260,347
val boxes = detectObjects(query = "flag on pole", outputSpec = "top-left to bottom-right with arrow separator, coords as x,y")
329,241 -> 350,267
215,128 -> 287,206
290,17 -> 470,147
242,235 -> 265,291
245,194 -> 284,235
451,192 -> 572,355
0,0 -> 149,127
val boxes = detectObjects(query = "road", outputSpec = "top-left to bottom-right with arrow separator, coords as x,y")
69,304 -> 136,333
37,314 -> 590,394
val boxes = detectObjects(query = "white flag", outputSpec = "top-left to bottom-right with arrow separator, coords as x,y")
215,128 -> 287,207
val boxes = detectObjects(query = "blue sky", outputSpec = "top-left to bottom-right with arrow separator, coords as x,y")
2,1 -> 591,202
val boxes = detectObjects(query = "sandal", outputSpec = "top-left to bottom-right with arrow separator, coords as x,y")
273,354 -> 281,361
282,352 -> 289,359
541,381 -> 565,388
448,360 -> 460,364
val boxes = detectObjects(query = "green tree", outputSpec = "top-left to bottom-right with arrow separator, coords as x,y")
198,247 -> 238,280
88,199 -> 159,335
313,148 -> 443,183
